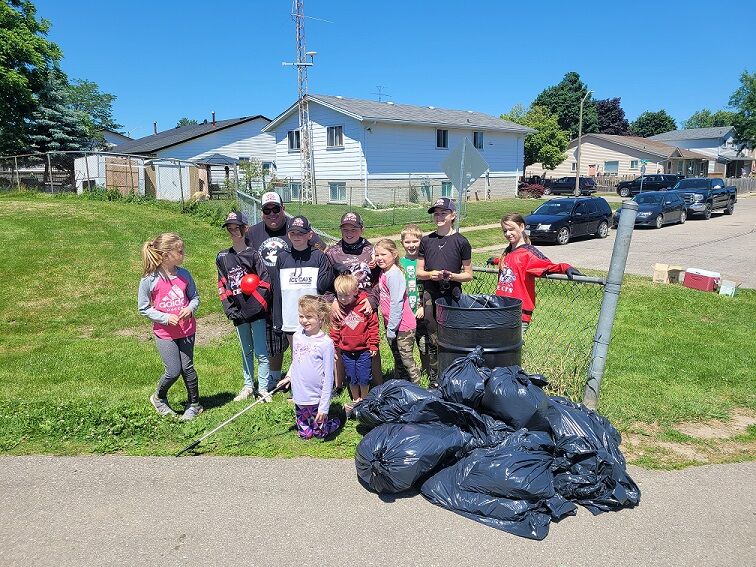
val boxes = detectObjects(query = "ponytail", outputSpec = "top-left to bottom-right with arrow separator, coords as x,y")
141,233 -> 183,275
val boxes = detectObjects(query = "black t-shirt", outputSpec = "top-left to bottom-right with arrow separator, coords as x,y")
245,220 -> 325,269
418,231 -> 472,297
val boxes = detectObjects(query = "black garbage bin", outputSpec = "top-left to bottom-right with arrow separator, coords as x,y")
435,294 -> 522,375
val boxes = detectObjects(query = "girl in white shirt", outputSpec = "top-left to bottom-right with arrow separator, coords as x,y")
280,296 -> 342,439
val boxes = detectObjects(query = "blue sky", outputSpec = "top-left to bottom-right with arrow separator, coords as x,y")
35,0 -> 750,139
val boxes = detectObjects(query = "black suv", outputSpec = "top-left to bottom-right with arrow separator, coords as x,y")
616,174 -> 683,197
544,176 -> 597,195
525,196 -> 613,245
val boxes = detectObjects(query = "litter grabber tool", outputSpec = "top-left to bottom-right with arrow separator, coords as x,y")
175,383 -> 286,457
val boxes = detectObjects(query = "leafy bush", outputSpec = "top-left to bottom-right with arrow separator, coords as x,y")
518,184 -> 546,199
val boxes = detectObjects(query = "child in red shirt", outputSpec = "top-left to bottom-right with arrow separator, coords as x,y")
495,213 -> 581,333
330,274 -> 379,405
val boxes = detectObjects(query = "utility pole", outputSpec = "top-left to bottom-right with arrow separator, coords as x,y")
288,0 -> 316,203
575,90 -> 592,197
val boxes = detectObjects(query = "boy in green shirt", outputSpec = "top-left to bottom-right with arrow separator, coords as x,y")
399,224 -> 430,377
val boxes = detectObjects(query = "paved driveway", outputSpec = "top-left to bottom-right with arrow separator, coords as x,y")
1,456 -> 754,566
532,196 -> 756,288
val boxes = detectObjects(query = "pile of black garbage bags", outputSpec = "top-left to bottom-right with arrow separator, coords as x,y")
352,348 -> 640,540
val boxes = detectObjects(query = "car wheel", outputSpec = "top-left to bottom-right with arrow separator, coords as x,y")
619,187 -> 630,198
596,220 -> 609,238
556,227 -> 570,245
724,199 -> 735,215
679,210 -> 686,224
703,203 -> 712,219
543,187 -> 552,195
655,214 -> 663,229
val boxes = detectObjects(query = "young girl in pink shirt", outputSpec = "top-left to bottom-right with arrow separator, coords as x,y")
138,233 -> 202,421
375,239 -> 420,383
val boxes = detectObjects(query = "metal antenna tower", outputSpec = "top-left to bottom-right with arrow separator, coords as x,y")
373,85 -> 390,102
292,0 -> 315,203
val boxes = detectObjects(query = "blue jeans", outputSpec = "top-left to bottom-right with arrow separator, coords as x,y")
342,350 -> 372,386
236,318 -> 271,392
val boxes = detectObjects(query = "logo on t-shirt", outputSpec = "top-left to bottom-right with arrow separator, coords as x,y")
497,266 -> 516,294
158,284 -> 185,310
342,310 -> 364,330
258,237 -> 289,267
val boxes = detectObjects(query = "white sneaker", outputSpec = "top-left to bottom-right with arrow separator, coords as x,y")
234,386 -> 255,402
257,389 -> 272,403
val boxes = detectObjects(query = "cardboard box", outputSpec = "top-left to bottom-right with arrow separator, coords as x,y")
719,280 -> 739,297
653,263 -> 685,284
683,268 -> 721,292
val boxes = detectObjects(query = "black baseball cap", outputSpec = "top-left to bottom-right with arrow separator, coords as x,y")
340,212 -> 364,228
287,215 -> 312,234
222,211 -> 249,227
428,197 -> 456,213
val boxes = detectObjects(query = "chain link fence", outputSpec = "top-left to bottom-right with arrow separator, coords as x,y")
465,268 -> 605,400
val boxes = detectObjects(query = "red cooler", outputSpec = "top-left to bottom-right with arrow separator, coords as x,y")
683,268 -> 720,292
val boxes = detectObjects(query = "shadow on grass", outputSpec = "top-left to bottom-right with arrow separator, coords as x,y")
200,391 -> 235,411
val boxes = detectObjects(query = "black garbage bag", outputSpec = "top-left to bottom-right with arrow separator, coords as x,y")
481,366 -> 551,431
353,381 -> 438,429
355,422 -> 469,494
546,396 -> 641,514
437,346 -> 491,409
420,429 -> 576,540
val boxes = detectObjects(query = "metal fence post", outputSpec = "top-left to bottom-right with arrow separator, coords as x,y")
583,201 -> 639,408
14,156 -> 20,190
46,153 -> 54,193
177,160 -> 185,209
84,152 -> 90,192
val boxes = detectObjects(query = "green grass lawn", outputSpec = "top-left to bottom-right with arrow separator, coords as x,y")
1,192 -> 753,467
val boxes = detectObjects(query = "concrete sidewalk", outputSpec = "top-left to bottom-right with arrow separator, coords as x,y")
1,456 -> 753,566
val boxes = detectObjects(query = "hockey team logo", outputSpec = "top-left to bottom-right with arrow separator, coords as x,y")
433,198 -> 445,208
288,273 -> 313,285
258,237 -> 288,267
159,284 -> 185,309
342,213 -> 359,225
497,266 -> 516,293
291,217 -> 305,229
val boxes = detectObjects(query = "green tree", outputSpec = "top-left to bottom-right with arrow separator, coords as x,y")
729,70 -> 756,148
682,108 -> 739,129
65,79 -> 121,144
533,72 -> 598,139
0,0 -> 62,154
501,104 -> 569,170
629,110 -> 677,138
595,97 -> 629,135
176,117 -> 199,128
27,69 -> 93,175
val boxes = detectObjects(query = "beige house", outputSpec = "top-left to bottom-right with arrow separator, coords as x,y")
526,134 -> 710,179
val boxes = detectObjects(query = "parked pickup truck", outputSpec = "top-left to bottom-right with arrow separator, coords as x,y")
616,174 -> 684,197
671,178 -> 737,219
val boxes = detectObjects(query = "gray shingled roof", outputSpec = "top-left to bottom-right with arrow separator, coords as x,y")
649,126 -> 733,141
264,94 -> 534,134
114,116 -> 270,155
572,134 -> 711,160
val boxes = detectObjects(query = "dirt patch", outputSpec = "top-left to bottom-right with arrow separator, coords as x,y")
674,409 -> 756,440
194,312 -> 234,346
114,312 -> 233,346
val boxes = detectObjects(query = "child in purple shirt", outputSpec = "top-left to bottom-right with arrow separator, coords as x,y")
279,296 -> 342,439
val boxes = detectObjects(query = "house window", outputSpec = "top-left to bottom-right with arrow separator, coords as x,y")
441,181 -> 453,197
604,161 -> 619,174
571,162 -> 577,172
630,160 -> 639,170
262,161 -> 273,172
329,182 -> 347,203
473,131 -> 484,150
436,129 -> 448,149
327,126 -> 343,148
238,156 -> 249,162
287,130 -> 301,151
286,182 -> 301,202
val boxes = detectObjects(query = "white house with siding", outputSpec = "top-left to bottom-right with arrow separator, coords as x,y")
649,126 -> 755,178
75,116 -> 275,199
263,94 -> 533,205
527,134 -> 711,179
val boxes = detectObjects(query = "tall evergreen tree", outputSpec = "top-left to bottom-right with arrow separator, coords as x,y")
595,98 -> 629,135
27,69 -> 93,175
629,110 -> 677,138
0,0 -> 62,154
533,72 -> 598,139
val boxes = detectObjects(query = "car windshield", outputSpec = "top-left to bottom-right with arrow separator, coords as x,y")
533,201 -> 574,216
674,179 -> 709,190
634,193 -> 663,204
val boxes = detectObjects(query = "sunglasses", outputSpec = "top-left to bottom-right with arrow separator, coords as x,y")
262,206 -> 281,215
